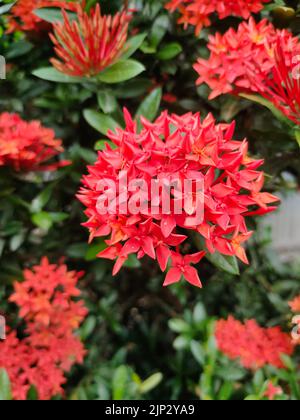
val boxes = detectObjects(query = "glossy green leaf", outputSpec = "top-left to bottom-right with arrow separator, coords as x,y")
97,60 -> 145,84
84,109 -> 120,135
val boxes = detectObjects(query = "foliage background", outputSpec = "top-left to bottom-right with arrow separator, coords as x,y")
0,0 -> 299,400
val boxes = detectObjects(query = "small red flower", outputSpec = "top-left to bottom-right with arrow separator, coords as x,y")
0,113 -> 69,172
50,3 -> 131,77
215,317 -> 294,370
165,0 -> 271,35
7,0 -> 79,34
264,382 -> 283,400
78,109 -> 278,288
0,258 -> 87,400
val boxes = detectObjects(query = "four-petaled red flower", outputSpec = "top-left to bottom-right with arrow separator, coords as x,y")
78,109 -> 278,288
50,3 -> 131,77
0,113 -> 70,172
215,316 -> 294,370
165,0 -> 271,35
0,258 -> 87,401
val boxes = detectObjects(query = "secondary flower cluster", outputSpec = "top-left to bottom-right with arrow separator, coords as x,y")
7,0 -> 79,33
165,0 -> 271,35
78,109 -> 278,288
50,3 -> 131,77
0,113 -> 69,172
194,18 -> 300,125
215,317 -> 294,369
0,258 -> 87,400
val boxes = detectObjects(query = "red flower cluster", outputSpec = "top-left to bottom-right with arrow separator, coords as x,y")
0,258 -> 87,400
289,296 -> 300,313
7,0 -> 79,33
78,109 -> 278,288
50,4 -> 131,77
165,0 -> 271,35
215,317 -> 294,369
194,18 -> 300,124
0,113 -> 69,172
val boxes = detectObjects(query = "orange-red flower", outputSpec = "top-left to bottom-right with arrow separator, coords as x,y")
7,0 -> 79,33
0,258 -> 87,400
215,317 -> 294,370
0,113 -> 69,172
50,4 -> 131,77
289,296 -> 300,313
165,0 -> 271,35
264,382 -> 283,400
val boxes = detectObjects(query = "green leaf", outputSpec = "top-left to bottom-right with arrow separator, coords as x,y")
190,340 -> 205,365
239,93 -> 294,127
157,42 -> 182,61
27,385 -> 38,400
149,15 -> 169,48
139,373 -> 163,394
0,369 -> 12,401
31,212 -> 53,231
97,60 -> 145,84
97,90 -> 118,114
32,67 -> 83,83
112,366 -> 129,400
135,87 -> 162,123
84,109 -> 120,136
33,8 -> 76,24
122,33 -> 147,60
30,184 -> 54,213
123,254 -> 142,269
94,140 -> 117,151
168,319 -> 189,333
205,252 -> 240,276
0,3 -> 15,15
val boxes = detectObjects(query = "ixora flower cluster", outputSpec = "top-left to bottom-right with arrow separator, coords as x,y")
165,0 -> 271,35
0,113 -> 69,172
290,296 -> 300,345
78,109 -> 278,288
215,317 -> 294,370
50,3 -> 131,77
0,258 -> 87,400
194,18 -> 300,125
7,0 -> 78,33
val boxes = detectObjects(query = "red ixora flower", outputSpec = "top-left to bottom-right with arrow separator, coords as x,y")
78,109 -> 278,288
0,113 -> 70,172
289,295 -> 300,313
194,18 -> 300,125
49,3 -> 131,77
165,0 -> 271,35
0,258 -> 87,400
215,317 -> 294,370
7,0 -> 79,33
264,382 -> 283,400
